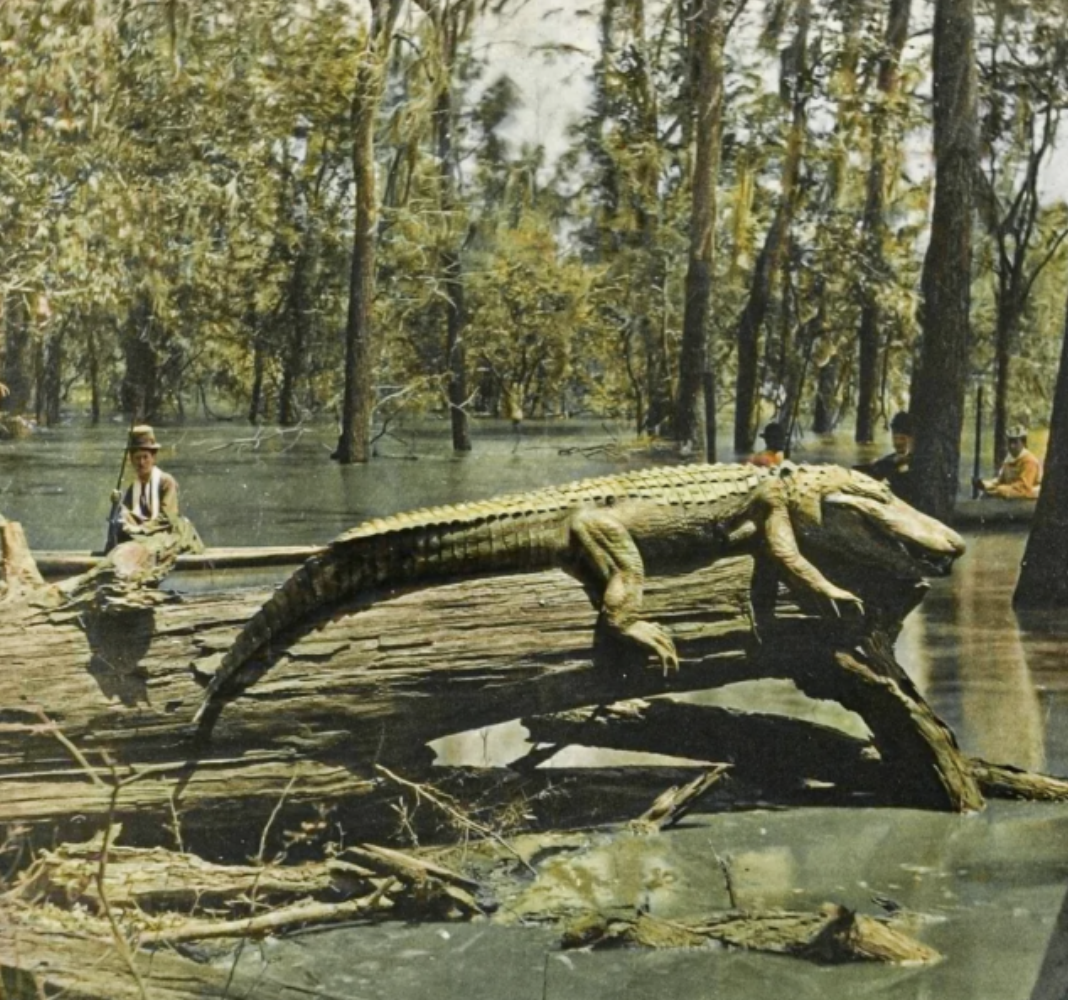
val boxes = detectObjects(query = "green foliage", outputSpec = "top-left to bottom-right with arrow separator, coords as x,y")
0,0 -> 1065,444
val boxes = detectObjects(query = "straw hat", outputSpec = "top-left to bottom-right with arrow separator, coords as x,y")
1006,425 -> 1028,441
127,425 -> 161,452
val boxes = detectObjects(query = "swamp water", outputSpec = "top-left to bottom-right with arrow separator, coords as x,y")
3,418 -> 1068,999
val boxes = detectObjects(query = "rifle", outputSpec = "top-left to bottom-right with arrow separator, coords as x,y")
104,415 -> 137,553
971,386 -> 984,499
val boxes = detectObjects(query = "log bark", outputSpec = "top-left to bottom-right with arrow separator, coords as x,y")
0,512 -> 1052,857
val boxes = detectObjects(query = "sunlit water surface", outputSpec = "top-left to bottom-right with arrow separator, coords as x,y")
3,417 -> 1068,999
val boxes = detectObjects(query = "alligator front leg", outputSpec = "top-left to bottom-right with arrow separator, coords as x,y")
761,481 -> 864,618
566,508 -> 680,675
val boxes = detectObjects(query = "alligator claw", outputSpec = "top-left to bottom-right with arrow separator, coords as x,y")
828,594 -> 864,619
623,621 -> 679,676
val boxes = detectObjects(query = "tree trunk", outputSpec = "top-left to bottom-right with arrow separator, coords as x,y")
87,325 -> 102,425
992,302 -> 1015,469
855,0 -> 911,445
1,293 -> 33,415
335,5 -> 397,464
120,295 -> 159,422
431,20 -> 472,454
249,329 -> 266,424
675,0 -> 724,458
628,0 -> 672,438
908,0 -> 977,522
732,0 -> 809,454
1014,296 -> 1068,607
279,234 -> 317,427
813,353 -> 838,433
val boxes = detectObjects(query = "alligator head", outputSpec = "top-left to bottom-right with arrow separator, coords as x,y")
782,464 -> 966,619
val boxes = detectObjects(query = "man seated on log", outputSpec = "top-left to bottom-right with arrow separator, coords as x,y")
973,425 -> 1042,500
107,425 -> 202,556
856,411 -> 914,504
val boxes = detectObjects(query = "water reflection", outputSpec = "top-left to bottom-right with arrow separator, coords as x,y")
902,530 -> 1048,773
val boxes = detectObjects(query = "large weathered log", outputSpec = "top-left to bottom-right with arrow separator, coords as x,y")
0,512 -> 1011,853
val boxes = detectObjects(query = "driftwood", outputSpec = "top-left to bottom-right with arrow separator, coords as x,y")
1,514 -> 1065,858
560,905 -> 941,964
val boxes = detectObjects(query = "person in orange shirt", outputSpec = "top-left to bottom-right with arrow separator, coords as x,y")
975,425 -> 1042,499
748,422 -> 786,467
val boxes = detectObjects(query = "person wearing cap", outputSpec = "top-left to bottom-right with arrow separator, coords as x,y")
110,425 -> 181,542
748,421 -> 786,467
857,411 -> 914,503
975,426 -> 1042,499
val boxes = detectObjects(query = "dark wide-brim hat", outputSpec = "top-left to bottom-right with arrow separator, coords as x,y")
761,421 -> 785,445
890,411 -> 913,435
127,425 -> 161,452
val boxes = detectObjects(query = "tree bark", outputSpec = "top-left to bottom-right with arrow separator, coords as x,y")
1014,292 -> 1068,606
335,3 -> 398,464
675,0 -> 724,458
908,0 -> 977,521
1,292 -> 33,415
732,0 -> 809,454
855,0 -> 911,445
429,5 -> 472,454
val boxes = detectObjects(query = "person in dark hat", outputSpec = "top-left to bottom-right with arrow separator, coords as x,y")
748,421 -> 786,467
110,425 -> 182,543
856,411 -> 914,503
974,425 -> 1042,499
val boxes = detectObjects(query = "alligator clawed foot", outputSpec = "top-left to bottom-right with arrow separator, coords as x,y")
623,621 -> 679,676
827,591 -> 865,619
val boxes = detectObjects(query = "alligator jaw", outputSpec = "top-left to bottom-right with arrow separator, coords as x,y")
822,491 -> 966,572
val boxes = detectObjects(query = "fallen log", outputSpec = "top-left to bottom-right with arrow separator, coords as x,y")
0,507 -> 1059,858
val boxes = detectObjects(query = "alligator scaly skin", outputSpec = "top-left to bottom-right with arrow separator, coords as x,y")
192,462 -> 966,725
193,464 -> 768,720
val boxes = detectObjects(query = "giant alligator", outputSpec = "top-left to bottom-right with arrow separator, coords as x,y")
192,462 -> 965,723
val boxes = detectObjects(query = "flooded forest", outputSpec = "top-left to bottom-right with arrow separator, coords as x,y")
4,1 -> 1068,999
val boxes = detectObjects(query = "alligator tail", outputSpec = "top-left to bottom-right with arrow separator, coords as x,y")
192,505 -> 567,724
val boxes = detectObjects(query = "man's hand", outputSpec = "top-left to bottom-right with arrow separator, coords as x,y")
110,489 -> 122,505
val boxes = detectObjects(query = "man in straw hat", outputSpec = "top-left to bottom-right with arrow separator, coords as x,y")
975,425 -> 1042,499
110,425 -> 182,543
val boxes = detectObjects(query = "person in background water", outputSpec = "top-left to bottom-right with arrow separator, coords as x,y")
975,425 -> 1042,499
857,411 -> 914,504
748,421 -> 786,467
110,425 -> 181,543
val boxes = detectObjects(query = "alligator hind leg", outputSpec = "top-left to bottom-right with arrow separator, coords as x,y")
566,508 -> 680,675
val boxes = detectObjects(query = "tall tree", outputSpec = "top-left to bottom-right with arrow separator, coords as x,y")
731,0 -> 811,454
335,0 -> 401,464
908,0 -> 978,521
675,0 -> 727,458
1014,297 -> 1068,607
855,0 -> 912,444
412,0 -> 476,453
